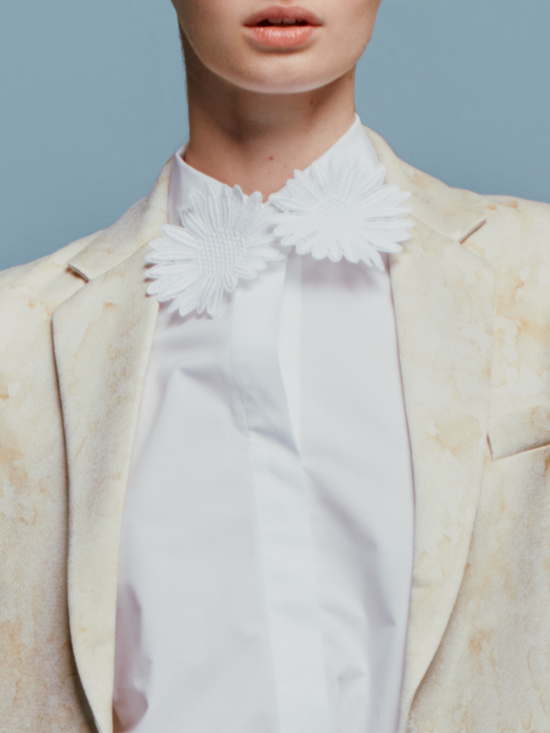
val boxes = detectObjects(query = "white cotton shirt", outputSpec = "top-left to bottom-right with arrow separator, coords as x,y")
113,117 -> 414,733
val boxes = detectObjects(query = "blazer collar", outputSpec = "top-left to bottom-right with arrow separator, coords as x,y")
367,126 -> 488,243
55,131 -> 494,733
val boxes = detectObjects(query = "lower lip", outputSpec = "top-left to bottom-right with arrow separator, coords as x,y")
245,25 -> 317,48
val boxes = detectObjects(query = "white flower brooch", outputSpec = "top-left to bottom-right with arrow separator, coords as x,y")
269,157 -> 414,270
146,156 -> 414,317
146,186 -> 283,318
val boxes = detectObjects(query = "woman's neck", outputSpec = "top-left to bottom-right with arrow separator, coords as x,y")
183,42 -> 357,200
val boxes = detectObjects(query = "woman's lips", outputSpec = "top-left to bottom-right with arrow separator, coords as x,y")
244,5 -> 321,48
246,24 -> 317,48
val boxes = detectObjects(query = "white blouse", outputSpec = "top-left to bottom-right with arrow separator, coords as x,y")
113,117 -> 414,733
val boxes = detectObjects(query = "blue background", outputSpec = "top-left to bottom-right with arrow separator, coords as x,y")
1,0 -> 549,270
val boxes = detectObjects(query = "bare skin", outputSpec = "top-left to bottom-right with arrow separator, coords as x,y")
171,0 -> 382,199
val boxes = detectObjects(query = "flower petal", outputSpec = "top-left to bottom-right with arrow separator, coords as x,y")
269,156 -> 412,270
169,279 -> 205,316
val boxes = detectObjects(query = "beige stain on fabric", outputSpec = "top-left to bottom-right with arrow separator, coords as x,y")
0,235 -> 98,731
1,136 -> 550,732
370,131 -> 550,732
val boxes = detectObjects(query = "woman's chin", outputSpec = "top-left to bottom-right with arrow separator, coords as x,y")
214,57 -> 349,96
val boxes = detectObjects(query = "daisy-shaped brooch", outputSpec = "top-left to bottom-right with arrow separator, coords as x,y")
269,157 -> 414,270
146,185 -> 283,318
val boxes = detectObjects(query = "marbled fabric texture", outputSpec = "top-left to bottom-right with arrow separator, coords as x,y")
1,132 -> 550,733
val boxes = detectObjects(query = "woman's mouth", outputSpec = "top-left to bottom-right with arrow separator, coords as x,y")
244,6 -> 321,49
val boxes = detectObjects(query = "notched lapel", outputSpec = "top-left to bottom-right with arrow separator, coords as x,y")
51,156 -> 170,733
366,126 -> 488,245
390,220 -> 495,731
366,126 -> 496,729
53,247 -> 159,733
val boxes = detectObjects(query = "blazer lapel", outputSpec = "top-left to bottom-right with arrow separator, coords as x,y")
52,161 -> 170,733
367,129 -> 495,729
390,221 -> 494,731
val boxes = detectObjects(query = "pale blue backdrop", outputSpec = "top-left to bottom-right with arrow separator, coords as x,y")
1,0 -> 549,270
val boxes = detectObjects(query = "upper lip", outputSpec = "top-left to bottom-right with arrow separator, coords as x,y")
244,5 -> 322,27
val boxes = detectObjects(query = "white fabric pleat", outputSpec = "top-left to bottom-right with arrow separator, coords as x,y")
232,258 -> 331,733
278,253 -> 302,448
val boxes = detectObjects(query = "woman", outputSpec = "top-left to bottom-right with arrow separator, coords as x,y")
1,2 -> 549,732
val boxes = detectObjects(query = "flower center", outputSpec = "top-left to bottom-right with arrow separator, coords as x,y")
199,228 -> 246,275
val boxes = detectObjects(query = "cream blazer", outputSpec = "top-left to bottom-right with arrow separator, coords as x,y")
1,129 -> 550,733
